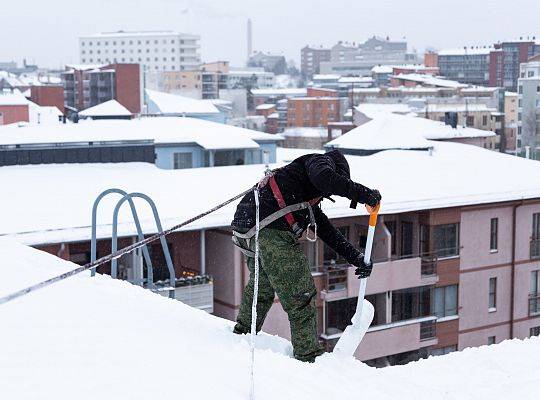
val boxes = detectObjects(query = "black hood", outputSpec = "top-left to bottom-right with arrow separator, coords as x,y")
327,149 -> 350,179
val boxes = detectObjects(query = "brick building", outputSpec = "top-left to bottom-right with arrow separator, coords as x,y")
287,90 -> 341,128
30,85 -> 65,114
0,92 -> 29,125
62,63 -> 141,114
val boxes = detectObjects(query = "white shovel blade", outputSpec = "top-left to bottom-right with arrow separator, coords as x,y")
333,299 -> 374,357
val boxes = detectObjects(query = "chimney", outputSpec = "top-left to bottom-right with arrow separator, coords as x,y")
247,18 -> 253,64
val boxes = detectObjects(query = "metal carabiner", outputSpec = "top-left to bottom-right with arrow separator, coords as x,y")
306,222 -> 318,242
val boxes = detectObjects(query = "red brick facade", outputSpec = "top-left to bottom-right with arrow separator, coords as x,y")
112,64 -> 141,114
287,97 -> 340,127
0,104 -> 29,125
30,85 -> 65,114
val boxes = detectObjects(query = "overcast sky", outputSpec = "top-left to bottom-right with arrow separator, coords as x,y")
2,0 -> 539,69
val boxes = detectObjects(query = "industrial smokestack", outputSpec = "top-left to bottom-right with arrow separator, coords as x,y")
247,18 -> 253,65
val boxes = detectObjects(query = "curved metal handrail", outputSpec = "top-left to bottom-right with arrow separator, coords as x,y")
91,188 -> 153,278
111,192 -> 176,297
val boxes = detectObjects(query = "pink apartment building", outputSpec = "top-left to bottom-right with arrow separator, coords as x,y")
2,126 -> 540,367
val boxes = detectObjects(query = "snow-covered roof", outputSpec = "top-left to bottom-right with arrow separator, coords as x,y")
267,112 -> 279,119
79,100 -> 132,117
0,90 -> 30,106
146,89 -> 220,115
421,103 -> 497,113
351,88 -> 381,94
65,64 -> 106,72
2,239 -> 539,399
81,30 -> 199,39
282,127 -> 331,138
312,74 -> 341,81
438,47 -> 494,56
338,76 -> 373,84
1,135 -> 540,246
371,65 -> 393,74
390,74 -> 468,89
356,103 -> 414,115
255,103 -> 276,110
0,71 -> 26,87
331,111 -> 494,151
0,117 -> 280,149
27,102 -> 63,125
251,88 -> 307,97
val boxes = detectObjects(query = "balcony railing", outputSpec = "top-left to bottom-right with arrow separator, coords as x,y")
531,240 -> 540,259
420,319 -> 437,340
529,293 -> 540,316
324,263 -> 348,292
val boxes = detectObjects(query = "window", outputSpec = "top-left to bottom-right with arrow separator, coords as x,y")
489,277 -> 497,310
324,227 -> 349,264
430,345 -> 457,357
490,218 -> 498,251
528,70 -> 535,77
173,153 -> 192,169
531,326 -> 540,336
488,336 -> 496,345
466,116 -> 474,126
401,221 -> 413,257
433,224 -> 459,258
391,286 -> 432,322
434,285 -> 458,318
385,221 -> 397,256
534,213 -> 540,240
482,115 -> 488,126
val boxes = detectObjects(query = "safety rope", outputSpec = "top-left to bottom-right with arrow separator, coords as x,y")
249,188 -> 260,400
0,187 -> 254,306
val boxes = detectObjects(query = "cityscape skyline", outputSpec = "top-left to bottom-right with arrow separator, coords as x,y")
2,0 -> 539,68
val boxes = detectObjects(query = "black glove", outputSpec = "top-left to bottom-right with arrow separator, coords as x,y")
353,254 -> 373,278
365,189 -> 381,208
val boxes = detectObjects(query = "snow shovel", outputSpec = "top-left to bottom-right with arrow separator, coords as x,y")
333,203 -> 380,357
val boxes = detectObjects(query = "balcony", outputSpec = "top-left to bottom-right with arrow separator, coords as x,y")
420,252 -> 438,277
531,240 -> 540,259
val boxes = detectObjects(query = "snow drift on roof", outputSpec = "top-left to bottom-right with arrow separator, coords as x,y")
0,117 -> 279,149
1,239 -> 540,399
2,138 -> 540,245
146,89 -> 219,114
391,73 -> 468,89
79,100 -> 132,117
0,90 -> 30,106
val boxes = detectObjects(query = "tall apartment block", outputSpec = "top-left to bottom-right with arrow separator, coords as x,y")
490,39 -> 540,91
61,64 -> 141,113
437,47 -> 492,86
517,55 -> 540,157
301,46 -> 331,78
78,31 -> 200,73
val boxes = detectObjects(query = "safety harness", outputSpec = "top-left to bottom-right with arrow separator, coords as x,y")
232,169 -> 321,259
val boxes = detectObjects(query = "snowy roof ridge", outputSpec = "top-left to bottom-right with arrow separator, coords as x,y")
145,89 -> 220,115
79,100 -> 132,117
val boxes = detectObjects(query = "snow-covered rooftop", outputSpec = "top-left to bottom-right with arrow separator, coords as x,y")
255,103 -> 276,110
79,100 -> 132,117
283,127 -> 334,138
1,136 -> 540,246
81,30 -> 199,38
390,74 -> 468,89
0,90 -> 30,106
251,88 -> 307,97
1,239 -> 539,399
146,89 -> 220,115
330,110 -> 495,151
312,74 -> 341,81
371,65 -> 393,74
0,117 -> 280,149
356,103 -> 414,115
338,76 -> 373,84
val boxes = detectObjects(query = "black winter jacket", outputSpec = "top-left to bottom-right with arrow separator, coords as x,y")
231,150 -> 376,266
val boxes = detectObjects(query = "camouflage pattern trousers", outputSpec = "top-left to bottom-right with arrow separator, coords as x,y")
233,228 -> 324,362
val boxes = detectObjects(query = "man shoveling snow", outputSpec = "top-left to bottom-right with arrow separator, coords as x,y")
231,149 -> 381,362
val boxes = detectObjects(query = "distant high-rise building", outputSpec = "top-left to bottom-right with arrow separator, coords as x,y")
517,54 -> 540,157
62,64 -> 141,113
248,52 -> 287,75
489,38 -> 540,91
437,47 -> 492,86
300,46 -> 331,78
78,31 -> 201,73
319,36 -> 417,76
